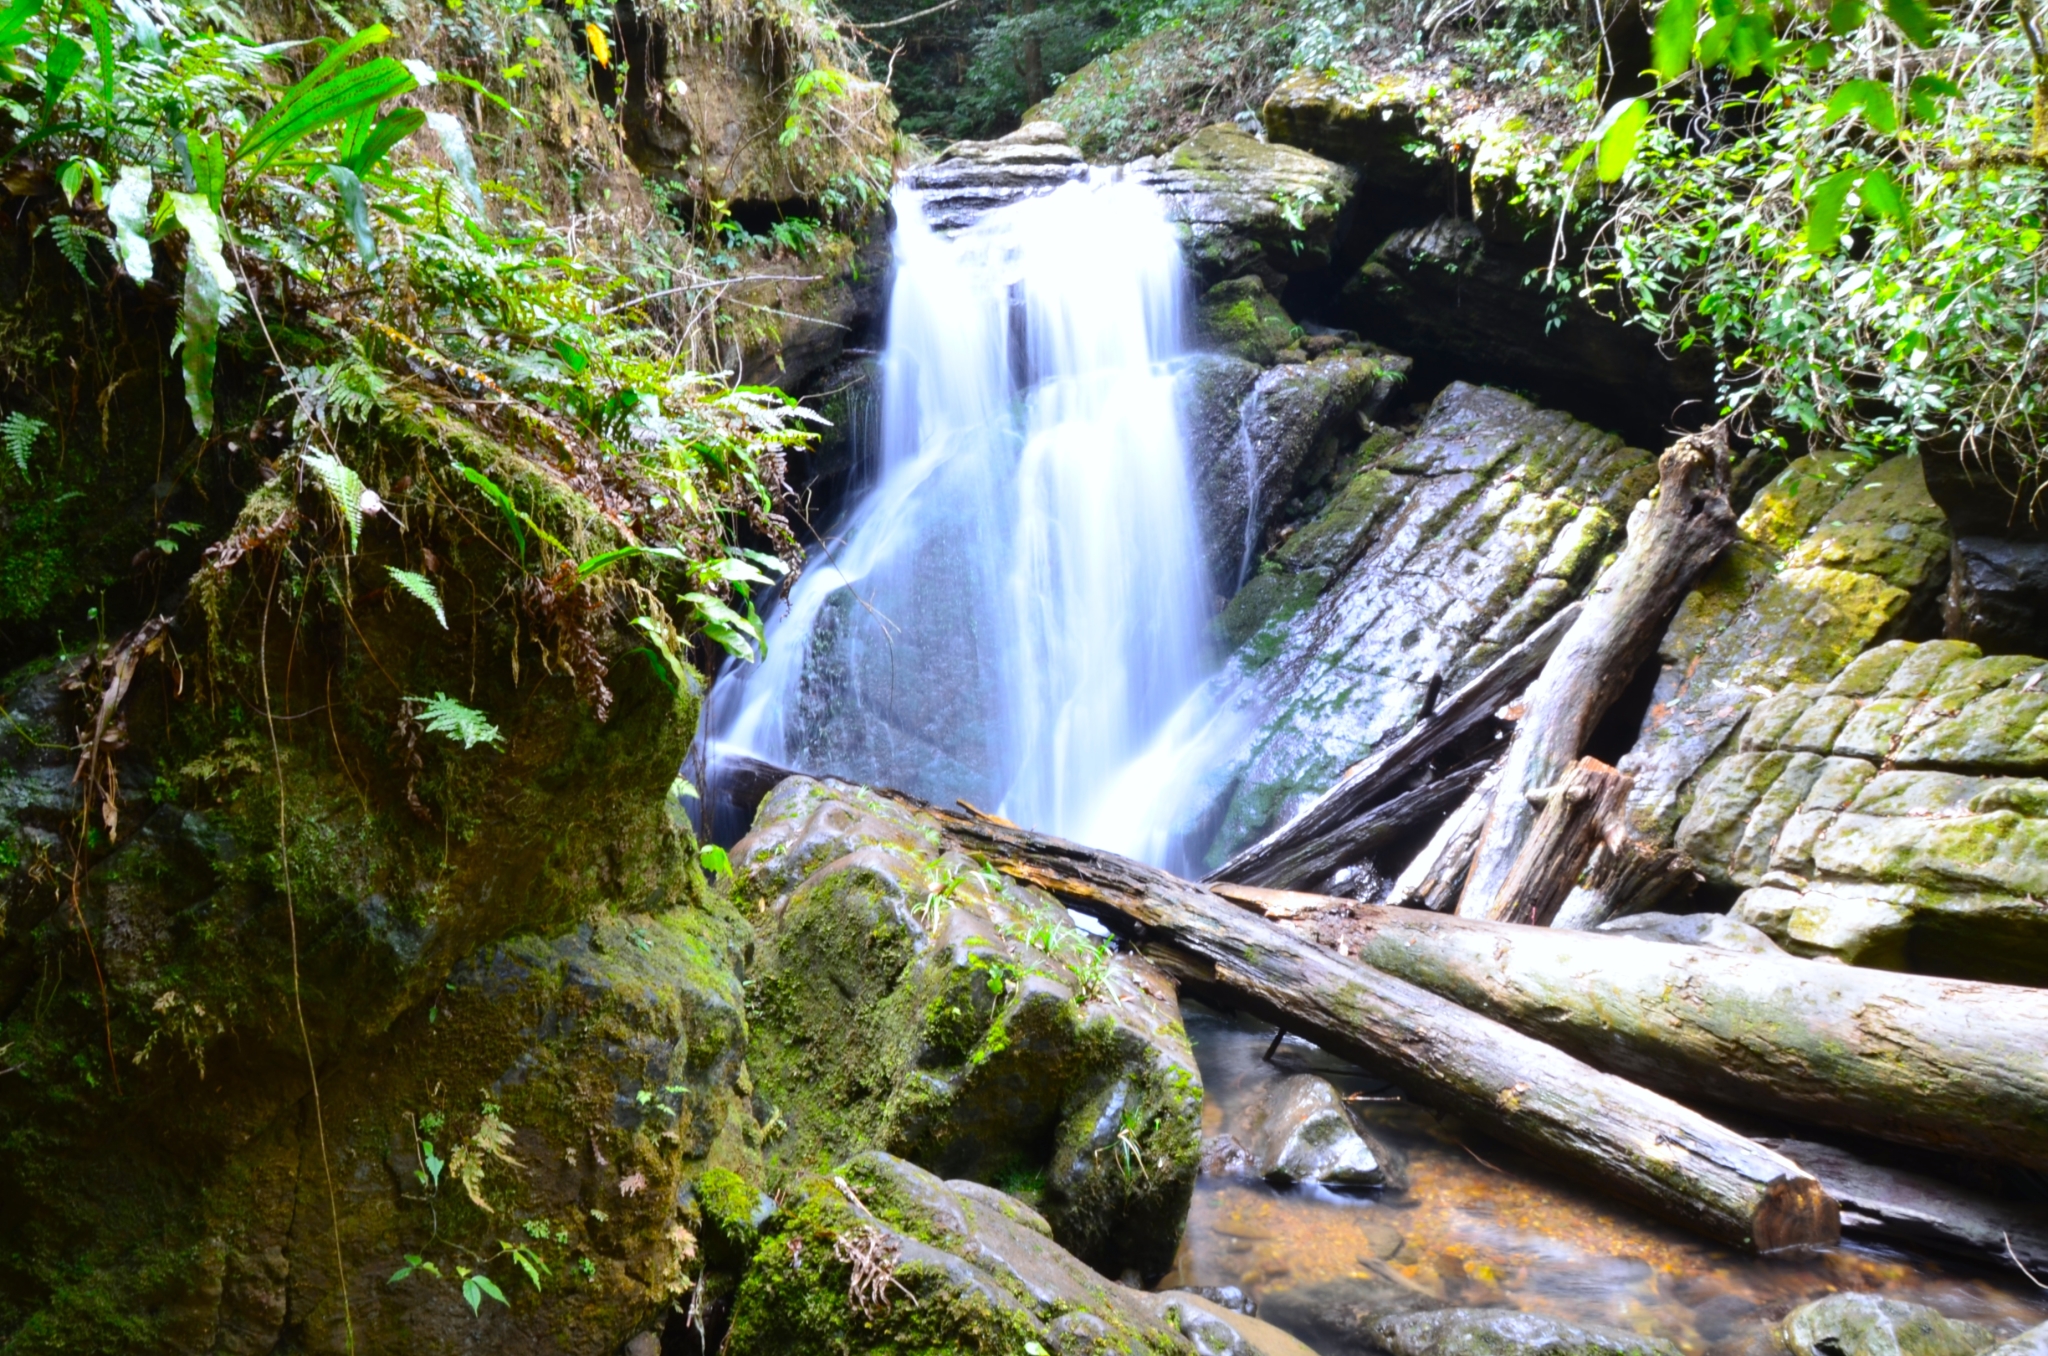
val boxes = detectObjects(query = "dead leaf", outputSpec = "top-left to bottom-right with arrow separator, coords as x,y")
618,1172 -> 647,1198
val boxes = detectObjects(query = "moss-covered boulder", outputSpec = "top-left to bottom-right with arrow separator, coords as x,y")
724,1150 -> 1316,1355
1195,275 -> 1301,366
1780,1294 -> 2000,1356
735,776 -> 1203,1280
1130,123 -> 1357,283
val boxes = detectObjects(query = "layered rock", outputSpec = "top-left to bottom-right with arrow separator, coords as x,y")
723,1151 -> 1315,1355
1164,381 -> 1656,870
899,121 -> 1089,233
735,776 -> 1203,1278
1128,122 -> 1358,283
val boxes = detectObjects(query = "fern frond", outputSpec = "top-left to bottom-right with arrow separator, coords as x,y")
409,692 -> 502,749
301,449 -> 366,551
1,411 -> 50,474
42,216 -> 104,281
387,567 -> 447,628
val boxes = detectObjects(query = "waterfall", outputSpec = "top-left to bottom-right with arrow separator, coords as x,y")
705,176 -> 1210,848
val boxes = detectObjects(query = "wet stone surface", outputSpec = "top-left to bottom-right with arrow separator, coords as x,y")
1162,1004 -> 2048,1356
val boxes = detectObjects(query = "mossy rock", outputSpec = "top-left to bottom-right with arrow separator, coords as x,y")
724,1151 -> 1314,1356
735,776 -> 1203,1280
1196,276 -> 1298,366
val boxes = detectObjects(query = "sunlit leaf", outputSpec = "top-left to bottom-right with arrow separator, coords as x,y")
387,567 -> 447,628
1882,0 -> 1937,45
1823,79 -> 1897,134
1804,167 -> 1860,253
1651,0 -> 1697,81
1906,73 -> 1961,122
107,166 -> 152,281
1596,97 -> 1651,183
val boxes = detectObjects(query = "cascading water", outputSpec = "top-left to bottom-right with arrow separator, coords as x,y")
705,176 -> 1210,847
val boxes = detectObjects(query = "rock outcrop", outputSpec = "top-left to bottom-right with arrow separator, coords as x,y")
1129,122 -> 1358,283
723,1151 -> 1315,1355
900,121 -> 1089,233
735,776 -> 1204,1278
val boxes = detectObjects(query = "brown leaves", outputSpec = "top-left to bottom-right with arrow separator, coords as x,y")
617,1171 -> 647,1198
448,1108 -> 524,1213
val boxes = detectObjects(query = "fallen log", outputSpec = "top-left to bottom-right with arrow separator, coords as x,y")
1548,834 -> 1699,930
1385,760 -> 1500,911
1211,601 -> 1582,890
1458,433 -> 1737,919
1214,882 -> 2048,1170
907,798 -> 1838,1252
1487,757 -> 1630,926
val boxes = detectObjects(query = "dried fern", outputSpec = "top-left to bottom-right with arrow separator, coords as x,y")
386,567 -> 446,628
409,692 -> 502,749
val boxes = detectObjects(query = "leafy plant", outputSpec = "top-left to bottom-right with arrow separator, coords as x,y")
387,568 -> 447,628
1,412 -> 49,474
407,694 -> 503,750
458,1266 -> 508,1314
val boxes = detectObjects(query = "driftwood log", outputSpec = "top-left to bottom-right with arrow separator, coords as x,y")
906,798 -> 1838,1252
1215,883 -> 2048,1170
1212,601 -> 1582,891
1486,757 -> 1630,925
1457,433 -> 1737,919
1384,760 -> 1500,911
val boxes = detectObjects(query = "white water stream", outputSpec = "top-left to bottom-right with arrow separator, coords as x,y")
705,177 -> 1210,848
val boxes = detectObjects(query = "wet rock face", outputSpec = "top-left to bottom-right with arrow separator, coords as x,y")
1197,275 -> 1301,366
1237,1074 -> 1395,1189
1593,911 -> 1784,954
1180,345 -> 1411,599
1177,381 -> 1656,869
724,1152 -> 1315,1356
1780,1294 -> 2000,1356
735,776 -> 1203,1278
1371,1308 -> 1684,1356
1945,536 -> 2048,655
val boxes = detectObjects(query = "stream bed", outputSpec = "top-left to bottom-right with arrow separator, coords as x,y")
1161,1003 -> 2048,1355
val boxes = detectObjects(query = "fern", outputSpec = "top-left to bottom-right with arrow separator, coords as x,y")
42,216 -> 104,281
1,411 -> 49,474
410,692 -> 502,749
387,567 -> 446,628
301,449 -> 366,551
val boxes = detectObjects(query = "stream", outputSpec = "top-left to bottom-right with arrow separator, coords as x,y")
1167,1003 -> 2048,1354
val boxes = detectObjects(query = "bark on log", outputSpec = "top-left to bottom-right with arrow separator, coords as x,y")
1253,757 -> 1493,896
1458,433 -> 1737,919
1483,757 -> 1630,925
1212,601 -> 1583,890
1212,883 -> 2048,1169
1549,835 -> 1699,930
908,798 -> 1838,1252
1385,760 -> 1500,911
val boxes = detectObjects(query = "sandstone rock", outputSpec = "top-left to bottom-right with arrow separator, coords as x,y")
736,776 -> 1203,1278
1183,347 -> 1410,598
1593,910 -> 1784,954
1370,1307 -> 1684,1356
1129,123 -> 1358,282
1780,1294 -> 2000,1356
1237,1073 -> 1395,1188
1261,70 -> 1449,207
898,120 -> 1088,233
724,1151 -> 1317,1356
1156,382 -> 1655,871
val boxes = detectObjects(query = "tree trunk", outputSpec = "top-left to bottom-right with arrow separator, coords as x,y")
1213,601 -> 1582,890
1459,433 -> 1736,920
1385,760 -> 1500,911
1213,884 -> 2048,1170
1481,756 -> 1630,926
912,799 -> 1838,1252
1549,834 -> 1699,930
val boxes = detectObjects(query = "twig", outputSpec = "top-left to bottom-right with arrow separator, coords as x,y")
595,274 -> 824,317
845,0 -> 971,32
2009,1232 -> 2048,1290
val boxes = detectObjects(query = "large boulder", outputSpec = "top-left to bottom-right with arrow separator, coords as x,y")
899,121 -> 1089,233
1130,123 -> 1358,284
1138,382 -> 1656,871
1237,1074 -> 1396,1188
1195,275 -> 1302,366
1944,535 -> 2048,655
735,776 -> 1203,1279
723,1151 -> 1315,1355
1780,1294 -> 2000,1356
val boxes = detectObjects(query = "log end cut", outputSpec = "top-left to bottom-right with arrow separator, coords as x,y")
1753,1174 -> 1842,1252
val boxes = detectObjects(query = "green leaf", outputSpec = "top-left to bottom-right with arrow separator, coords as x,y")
0,0 -> 43,61
41,35 -> 83,119
1,411 -> 48,473
410,692 -> 503,749
106,165 -> 152,281
1907,73 -> 1961,122
1651,0 -> 1697,81
323,163 -> 378,266
84,0 -> 111,101
238,34 -> 421,179
239,24 -> 391,154
699,843 -> 732,878
468,1273 -> 508,1309
1825,0 -> 1865,32
302,450 -> 367,550
1823,79 -> 1897,134
1857,165 -> 1909,225
682,591 -> 765,661
1805,167 -> 1859,252
167,190 -> 236,295
426,110 -> 487,214
451,460 -> 525,561
341,106 -> 423,176
173,237 -> 224,434
1882,0 -> 1936,45
387,567 -> 447,627
1595,98 -> 1650,183
191,132 -> 226,216
576,546 -> 639,577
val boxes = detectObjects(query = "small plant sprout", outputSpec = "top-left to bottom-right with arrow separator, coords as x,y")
498,1240 -> 550,1291
457,1265 -> 508,1314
